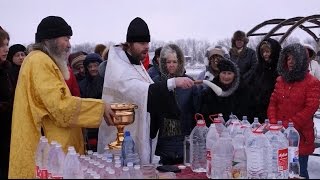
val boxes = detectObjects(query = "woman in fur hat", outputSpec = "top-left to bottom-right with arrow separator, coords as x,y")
229,30 -> 257,85
248,38 -> 281,122
268,43 -> 320,179
150,44 -> 199,165
199,58 -> 249,125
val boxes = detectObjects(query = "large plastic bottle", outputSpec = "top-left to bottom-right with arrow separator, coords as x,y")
190,114 -> 208,172
121,131 -> 135,166
206,122 -> 219,178
35,136 -> 46,178
277,120 -> 286,133
246,128 -> 271,179
265,125 -> 289,179
232,130 -> 247,179
63,148 -> 83,179
211,130 -> 234,179
251,117 -> 261,130
47,141 -> 57,178
261,119 -> 270,134
284,122 -> 300,178
35,137 -> 50,179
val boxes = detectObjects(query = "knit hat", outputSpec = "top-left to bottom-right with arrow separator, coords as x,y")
35,16 -> 73,43
207,48 -> 224,59
7,44 -> 26,62
83,53 -> 103,67
126,17 -> 150,42
70,54 -> 86,69
218,59 -> 237,73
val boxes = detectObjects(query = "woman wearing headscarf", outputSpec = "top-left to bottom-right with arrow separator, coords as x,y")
149,44 -> 199,165
7,44 -> 26,89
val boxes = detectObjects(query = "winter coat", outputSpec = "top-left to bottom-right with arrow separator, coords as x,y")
149,44 -> 199,164
268,43 -> 320,156
147,60 -> 160,79
199,59 -> 250,125
229,47 -> 257,84
248,38 -> 281,121
0,60 -> 14,179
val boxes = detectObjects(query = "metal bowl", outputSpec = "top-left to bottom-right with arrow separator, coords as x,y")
110,103 -> 138,125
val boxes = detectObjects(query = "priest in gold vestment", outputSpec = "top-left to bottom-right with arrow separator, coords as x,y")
8,16 -> 115,178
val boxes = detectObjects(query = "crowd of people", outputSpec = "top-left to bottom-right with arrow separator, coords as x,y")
1,15 -> 320,179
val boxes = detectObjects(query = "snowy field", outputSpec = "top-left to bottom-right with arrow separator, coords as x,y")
185,68 -> 320,179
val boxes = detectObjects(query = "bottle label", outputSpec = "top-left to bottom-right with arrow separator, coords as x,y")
40,169 -> 48,179
206,149 -> 211,160
278,148 -> 288,172
288,147 -> 299,163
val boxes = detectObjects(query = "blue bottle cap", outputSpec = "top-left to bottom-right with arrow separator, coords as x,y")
125,131 -> 131,137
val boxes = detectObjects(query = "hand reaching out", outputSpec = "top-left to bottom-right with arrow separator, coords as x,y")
174,77 -> 194,89
104,102 -> 117,126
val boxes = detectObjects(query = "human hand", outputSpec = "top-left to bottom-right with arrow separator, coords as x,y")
174,77 -> 194,89
103,102 -> 117,126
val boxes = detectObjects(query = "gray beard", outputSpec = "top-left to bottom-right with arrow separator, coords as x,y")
46,40 -> 70,80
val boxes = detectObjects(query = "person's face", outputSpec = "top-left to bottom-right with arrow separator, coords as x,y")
219,71 -> 235,85
235,39 -> 244,49
0,39 -> 9,62
166,53 -> 178,75
129,42 -> 149,61
209,55 -> 223,71
262,48 -> 271,62
48,36 -> 71,62
12,51 -> 26,65
286,54 -> 295,71
87,62 -> 99,77
75,64 -> 85,76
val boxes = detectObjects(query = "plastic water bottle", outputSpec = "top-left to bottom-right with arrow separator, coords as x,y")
63,148 -> 83,179
190,114 -> 208,173
211,130 -> 234,179
36,137 -> 50,179
277,120 -> 286,133
218,113 -> 226,125
232,130 -> 247,179
121,131 -> 135,166
47,141 -> 57,178
284,122 -> 300,178
206,123 -> 219,178
209,115 -> 226,137
227,116 -> 242,138
50,143 -> 65,179
119,166 -> 131,179
35,136 -> 46,178
132,165 -> 144,179
265,125 -> 289,179
251,117 -> 261,130
246,128 -> 270,179
261,119 -> 270,134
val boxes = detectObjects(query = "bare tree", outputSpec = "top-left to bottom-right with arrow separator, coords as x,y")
216,38 -> 232,51
72,42 -> 95,53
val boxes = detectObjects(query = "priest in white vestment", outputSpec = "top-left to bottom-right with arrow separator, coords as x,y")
98,17 -> 194,164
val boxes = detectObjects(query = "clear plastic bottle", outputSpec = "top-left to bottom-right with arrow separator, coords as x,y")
190,118 -> 209,172
251,117 -> 261,130
277,120 -> 286,133
183,135 -> 191,166
261,119 -> 270,134
107,169 -> 117,179
121,131 -> 135,166
206,123 -> 219,178
246,128 -> 270,179
132,165 -> 144,179
119,166 -> 131,179
211,130 -> 234,179
38,138 -> 50,179
265,125 -> 289,179
209,116 -> 226,137
284,122 -> 300,178
35,136 -> 46,179
63,148 -> 83,179
232,130 -> 247,179
50,143 -> 65,179
218,113 -> 226,125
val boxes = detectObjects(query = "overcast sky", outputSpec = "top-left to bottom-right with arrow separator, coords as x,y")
2,0 -> 320,46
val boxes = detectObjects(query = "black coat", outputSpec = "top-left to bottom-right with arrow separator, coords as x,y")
0,60 -> 14,178
248,38 -> 281,122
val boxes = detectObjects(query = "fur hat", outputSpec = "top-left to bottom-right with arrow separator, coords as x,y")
231,30 -> 249,47
83,53 -> 103,68
7,44 -> 26,62
303,44 -> 316,59
35,16 -> 73,43
277,43 -> 308,83
218,59 -> 237,73
126,17 -> 150,42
